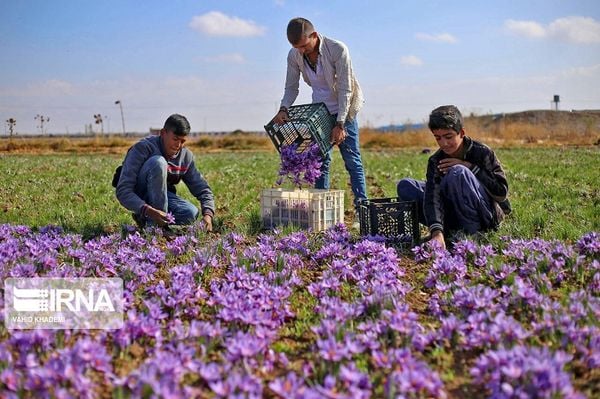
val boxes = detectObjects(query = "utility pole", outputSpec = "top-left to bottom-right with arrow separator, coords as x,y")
115,100 -> 126,135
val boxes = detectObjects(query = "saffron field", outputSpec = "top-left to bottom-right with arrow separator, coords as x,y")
0,147 -> 599,398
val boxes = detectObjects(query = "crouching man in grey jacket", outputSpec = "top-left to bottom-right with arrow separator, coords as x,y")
115,114 -> 215,231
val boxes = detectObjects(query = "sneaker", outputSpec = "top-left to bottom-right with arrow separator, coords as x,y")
131,213 -> 146,229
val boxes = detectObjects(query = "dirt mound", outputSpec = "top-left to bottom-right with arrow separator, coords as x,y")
475,109 -> 600,133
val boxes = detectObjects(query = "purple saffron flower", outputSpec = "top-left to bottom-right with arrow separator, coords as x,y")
471,345 -> 584,398
198,362 -> 224,382
451,284 -> 500,317
225,331 -> 270,362
166,235 -> 188,256
384,349 -> 447,398
269,372 -> 307,398
1,368 -> 21,391
165,212 -> 176,225
316,336 -> 351,362
277,143 -> 322,188
339,362 -> 371,390
590,270 -> 600,294
576,232 -> 600,257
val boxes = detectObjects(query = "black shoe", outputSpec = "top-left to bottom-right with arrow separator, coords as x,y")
132,213 -> 146,229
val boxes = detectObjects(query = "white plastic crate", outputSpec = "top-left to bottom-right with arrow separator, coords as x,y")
261,188 -> 345,231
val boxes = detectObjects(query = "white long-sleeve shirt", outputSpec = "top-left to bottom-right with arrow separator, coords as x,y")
280,34 -> 364,123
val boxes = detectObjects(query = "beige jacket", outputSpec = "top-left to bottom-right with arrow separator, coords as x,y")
280,34 -> 364,123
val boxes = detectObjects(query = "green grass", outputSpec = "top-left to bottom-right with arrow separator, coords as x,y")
0,147 -> 598,240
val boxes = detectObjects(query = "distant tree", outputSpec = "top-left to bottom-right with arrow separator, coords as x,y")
6,118 -> 16,138
35,114 -> 50,135
93,114 -> 104,135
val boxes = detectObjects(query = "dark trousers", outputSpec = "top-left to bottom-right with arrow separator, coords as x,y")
135,155 -> 199,225
397,165 -> 494,234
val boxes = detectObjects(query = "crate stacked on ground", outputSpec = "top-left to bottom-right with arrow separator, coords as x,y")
358,198 -> 420,247
264,102 -> 335,157
262,103 -> 343,231
261,188 -> 344,232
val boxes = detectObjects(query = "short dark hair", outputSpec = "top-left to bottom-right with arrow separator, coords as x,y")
428,105 -> 464,133
287,17 -> 314,45
163,114 -> 191,136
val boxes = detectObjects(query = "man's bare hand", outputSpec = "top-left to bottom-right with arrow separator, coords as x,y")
145,207 -> 169,227
331,125 -> 347,146
202,214 -> 213,232
430,230 -> 446,249
273,110 -> 290,125
437,158 -> 472,175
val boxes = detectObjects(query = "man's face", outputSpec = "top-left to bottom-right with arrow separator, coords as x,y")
432,128 -> 465,157
160,129 -> 186,158
292,32 -> 318,55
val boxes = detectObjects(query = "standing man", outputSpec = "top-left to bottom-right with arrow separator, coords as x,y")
115,114 -> 215,231
273,17 -> 367,222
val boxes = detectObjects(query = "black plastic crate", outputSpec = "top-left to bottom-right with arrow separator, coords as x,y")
264,102 -> 335,157
358,198 -> 420,246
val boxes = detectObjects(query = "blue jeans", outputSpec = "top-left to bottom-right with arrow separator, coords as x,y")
315,117 -> 368,209
397,165 -> 494,234
135,155 -> 199,225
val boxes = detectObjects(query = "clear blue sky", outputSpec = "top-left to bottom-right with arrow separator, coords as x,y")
1,0 -> 599,134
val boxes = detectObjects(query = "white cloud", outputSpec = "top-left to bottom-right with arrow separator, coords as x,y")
504,19 -> 546,38
189,11 -> 266,37
415,32 -> 458,43
198,53 -> 246,64
400,55 -> 423,66
548,17 -> 600,44
505,16 -> 600,44
274,0 -> 285,6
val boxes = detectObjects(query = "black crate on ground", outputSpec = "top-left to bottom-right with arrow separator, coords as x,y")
358,198 -> 420,246
264,102 -> 335,157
